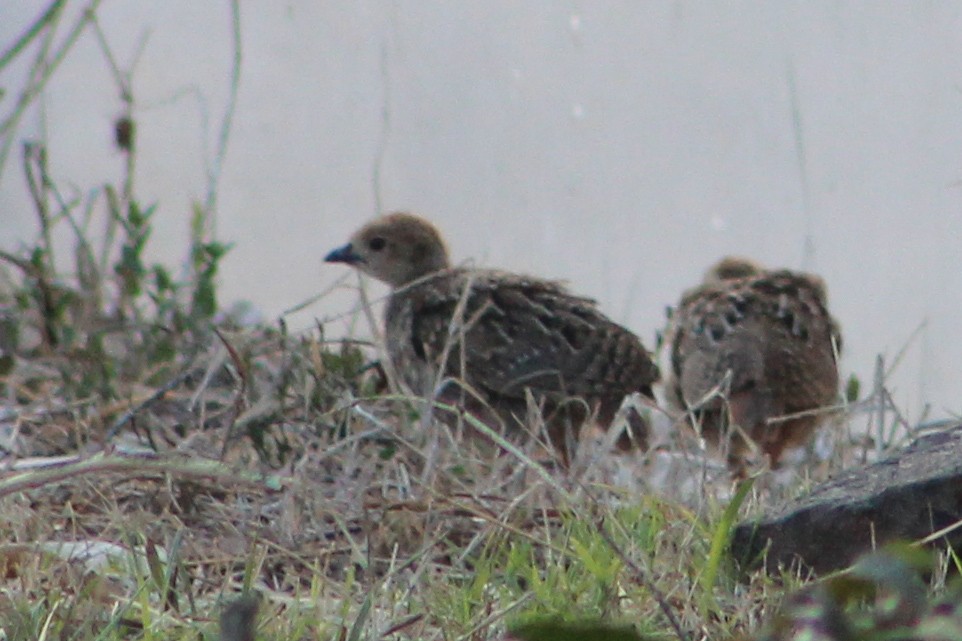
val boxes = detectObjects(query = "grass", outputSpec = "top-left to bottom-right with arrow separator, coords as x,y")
1,4 -> 960,641
0,325 -> 932,641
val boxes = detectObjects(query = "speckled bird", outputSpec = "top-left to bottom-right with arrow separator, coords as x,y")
325,212 -> 660,459
664,256 -> 841,470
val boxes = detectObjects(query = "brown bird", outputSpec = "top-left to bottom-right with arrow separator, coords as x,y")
665,256 -> 841,471
325,212 -> 660,460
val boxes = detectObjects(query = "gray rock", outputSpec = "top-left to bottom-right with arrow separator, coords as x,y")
732,424 -> 962,574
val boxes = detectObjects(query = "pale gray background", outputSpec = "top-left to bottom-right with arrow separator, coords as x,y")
2,2 -> 960,422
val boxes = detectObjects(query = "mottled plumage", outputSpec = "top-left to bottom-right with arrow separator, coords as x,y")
325,212 -> 659,458
665,256 -> 841,469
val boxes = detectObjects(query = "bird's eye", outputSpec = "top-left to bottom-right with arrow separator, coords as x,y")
368,237 -> 386,251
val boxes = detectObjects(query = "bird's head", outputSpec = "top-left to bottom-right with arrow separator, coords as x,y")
325,212 -> 451,288
703,256 -> 765,283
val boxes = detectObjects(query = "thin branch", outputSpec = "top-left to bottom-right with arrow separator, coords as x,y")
786,57 -> 815,270
87,10 -> 151,234
0,0 -> 103,180
0,0 -> 66,73
371,39 -> 391,216
104,364 -> 198,441
0,451 -> 278,499
202,0 -> 243,226
23,142 -> 53,265
597,517 -> 690,641
371,0 -> 397,216
87,13 -> 129,99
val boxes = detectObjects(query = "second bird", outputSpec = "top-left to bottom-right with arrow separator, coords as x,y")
325,212 -> 660,461
665,256 -> 842,472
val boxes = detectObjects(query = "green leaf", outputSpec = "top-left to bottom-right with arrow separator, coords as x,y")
701,476 -> 754,610
191,277 -> 217,319
845,374 -> 861,404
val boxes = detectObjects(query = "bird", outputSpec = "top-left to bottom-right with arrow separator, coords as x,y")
664,256 -> 841,471
325,212 -> 660,460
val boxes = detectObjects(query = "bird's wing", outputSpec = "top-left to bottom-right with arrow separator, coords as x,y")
407,271 -> 658,402
669,270 -> 840,408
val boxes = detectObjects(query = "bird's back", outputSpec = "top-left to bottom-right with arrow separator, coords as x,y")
666,267 -> 841,464
386,268 -> 658,410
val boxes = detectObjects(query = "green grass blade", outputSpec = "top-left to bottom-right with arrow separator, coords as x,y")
700,477 -> 754,611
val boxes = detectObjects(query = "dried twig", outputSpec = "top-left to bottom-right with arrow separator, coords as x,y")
0,451 -> 277,499
104,364 -> 198,441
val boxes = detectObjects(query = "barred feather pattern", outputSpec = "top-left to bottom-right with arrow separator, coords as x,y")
665,261 -> 841,468
326,212 -> 660,460
387,269 -> 659,442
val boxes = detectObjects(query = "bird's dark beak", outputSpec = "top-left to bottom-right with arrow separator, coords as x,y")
324,243 -> 363,264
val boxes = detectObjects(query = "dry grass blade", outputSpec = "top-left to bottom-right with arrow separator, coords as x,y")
595,516 -> 690,641
105,365 -> 198,441
0,452 -> 278,499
